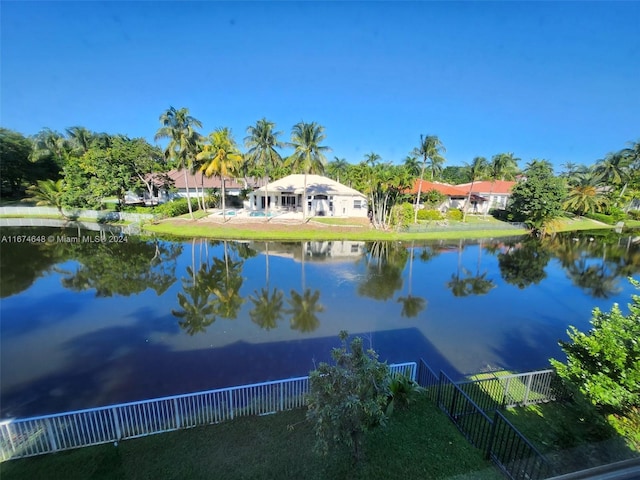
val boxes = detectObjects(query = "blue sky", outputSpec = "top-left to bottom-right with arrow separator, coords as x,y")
2,1 -> 639,171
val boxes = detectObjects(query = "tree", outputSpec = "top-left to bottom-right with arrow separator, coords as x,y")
306,331 -> 391,462
0,128 -> 33,197
594,151 -> 631,200
412,135 -> 446,223
402,155 -> 421,178
327,157 -> 349,183
155,106 -> 203,219
245,119 -> 284,220
286,121 -> 330,221
563,171 -> 610,216
551,278 -> 640,414
507,160 -> 567,235
22,179 -> 66,217
198,128 -> 243,222
65,126 -> 95,155
484,152 -> 519,218
462,156 -> 488,221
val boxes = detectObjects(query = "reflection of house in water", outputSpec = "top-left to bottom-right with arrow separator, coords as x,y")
249,240 -> 365,262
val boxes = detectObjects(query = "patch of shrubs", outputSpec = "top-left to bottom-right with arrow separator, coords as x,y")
417,209 -> 443,221
153,198 -> 201,218
628,210 -> 640,221
446,209 -> 463,221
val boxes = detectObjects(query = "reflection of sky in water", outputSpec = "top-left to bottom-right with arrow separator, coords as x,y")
1,236 -> 638,418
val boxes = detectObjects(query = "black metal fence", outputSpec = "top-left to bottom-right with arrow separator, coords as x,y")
418,359 -> 555,480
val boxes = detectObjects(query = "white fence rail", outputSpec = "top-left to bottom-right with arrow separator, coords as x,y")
0,362 -> 416,462
0,206 -> 154,223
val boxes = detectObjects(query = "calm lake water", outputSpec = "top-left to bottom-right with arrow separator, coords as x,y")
1,225 -> 639,418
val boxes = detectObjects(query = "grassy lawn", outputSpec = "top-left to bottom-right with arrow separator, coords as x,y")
504,402 -> 640,475
0,396 -> 501,480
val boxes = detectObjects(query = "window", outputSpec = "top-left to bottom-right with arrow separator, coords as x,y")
353,199 -> 362,209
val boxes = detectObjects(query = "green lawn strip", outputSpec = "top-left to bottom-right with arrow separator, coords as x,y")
503,402 -> 639,475
0,214 -> 132,225
466,371 -> 548,405
309,217 -> 367,226
143,221 -> 526,241
0,396 -> 500,480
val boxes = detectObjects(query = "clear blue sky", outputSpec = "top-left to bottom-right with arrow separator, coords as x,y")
2,1 -> 639,171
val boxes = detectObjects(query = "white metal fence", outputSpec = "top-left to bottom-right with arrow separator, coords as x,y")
0,206 -> 154,223
0,362 -> 416,462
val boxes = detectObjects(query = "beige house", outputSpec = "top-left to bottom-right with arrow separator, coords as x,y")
249,174 -> 368,218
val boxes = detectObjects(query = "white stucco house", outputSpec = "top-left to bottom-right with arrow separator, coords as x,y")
248,174 -> 368,218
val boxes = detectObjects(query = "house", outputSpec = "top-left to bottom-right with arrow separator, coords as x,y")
407,180 -> 476,212
249,174 -> 368,218
141,170 -> 263,204
455,180 -> 517,213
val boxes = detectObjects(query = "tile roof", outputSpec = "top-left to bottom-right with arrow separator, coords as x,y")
407,180 -> 469,197
165,169 -> 255,190
455,180 -> 517,194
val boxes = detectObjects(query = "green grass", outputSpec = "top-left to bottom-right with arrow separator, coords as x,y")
467,371 -> 549,405
504,402 -> 640,475
310,217 -> 368,226
0,396 -> 500,480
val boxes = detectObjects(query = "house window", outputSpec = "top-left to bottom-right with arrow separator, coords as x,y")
353,199 -> 362,209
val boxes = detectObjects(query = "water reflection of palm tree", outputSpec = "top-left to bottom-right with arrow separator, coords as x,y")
447,239 -> 473,297
286,289 -> 324,333
249,287 -> 285,330
172,265 -> 216,335
397,241 -> 427,318
209,241 -> 245,319
358,241 -> 407,300
567,257 -> 621,299
468,239 -> 495,295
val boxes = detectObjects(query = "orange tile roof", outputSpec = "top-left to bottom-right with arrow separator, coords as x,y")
407,180 -> 468,197
455,180 -> 516,194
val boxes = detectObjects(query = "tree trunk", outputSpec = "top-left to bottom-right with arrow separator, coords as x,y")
413,164 -> 426,224
184,169 -> 194,219
462,180 -> 476,222
222,176 -> 227,222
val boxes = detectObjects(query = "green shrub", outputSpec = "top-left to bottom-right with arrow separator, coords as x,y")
154,198 -> 200,218
417,209 -> 443,221
585,212 -> 617,225
446,209 -> 463,221
628,210 -> 640,221
390,202 -> 414,228
386,371 -> 425,415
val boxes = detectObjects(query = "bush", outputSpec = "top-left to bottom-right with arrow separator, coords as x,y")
628,210 -> 640,221
307,331 -> 391,462
417,209 -> 443,221
154,198 -> 200,218
550,278 -> 640,414
446,209 -> 463,221
390,202 -> 414,228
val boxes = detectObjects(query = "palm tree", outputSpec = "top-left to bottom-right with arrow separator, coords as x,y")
198,128 -> 243,222
563,170 -> 610,216
32,128 -> 70,167
594,152 -> 632,201
328,157 -> 349,183
155,106 -> 203,219
245,119 -> 284,219
403,155 -> 421,178
23,179 -> 66,218
286,121 -> 330,221
65,126 -> 94,155
412,135 -> 446,223
484,152 -> 519,218
462,156 -> 488,221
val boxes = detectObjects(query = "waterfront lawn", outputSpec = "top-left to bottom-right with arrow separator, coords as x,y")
0,396 -> 500,480
504,402 -> 640,475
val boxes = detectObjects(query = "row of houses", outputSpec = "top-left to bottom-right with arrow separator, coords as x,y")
138,169 -> 516,218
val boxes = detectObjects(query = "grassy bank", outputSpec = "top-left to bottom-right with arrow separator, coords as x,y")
0,396 -> 500,480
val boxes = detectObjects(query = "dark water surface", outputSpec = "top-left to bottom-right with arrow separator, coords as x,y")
1,226 -> 639,418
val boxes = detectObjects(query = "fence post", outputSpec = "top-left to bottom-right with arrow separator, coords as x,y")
503,377 -> 511,408
173,399 -> 181,429
280,382 -> 284,411
45,418 -> 58,452
112,408 -> 122,440
228,390 -> 234,420
523,374 -> 533,405
485,410 -> 499,460
436,371 -> 443,408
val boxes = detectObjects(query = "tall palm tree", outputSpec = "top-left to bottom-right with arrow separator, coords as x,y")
328,156 -> 349,183
594,152 -> 632,201
286,121 -> 330,221
22,179 -> 66,218
155,106 -> 203,219
66,126 -> 94,155
32,128 -> 70,167
462,156 -> 488,221
197,128 -> 243,222
484,152 -> 519,218
412,135 -> 446,223
245,119 -> 284,219
403,155 -> 421,178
